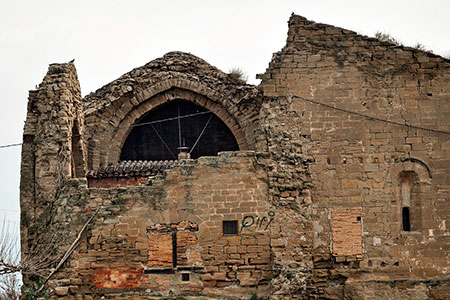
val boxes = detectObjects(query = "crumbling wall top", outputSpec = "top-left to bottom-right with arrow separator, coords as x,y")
83,51 -> 261,115
285,14 -> 450,60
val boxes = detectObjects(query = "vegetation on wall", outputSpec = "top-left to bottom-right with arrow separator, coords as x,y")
374,31 -> 446,56
228,67 -> 248,82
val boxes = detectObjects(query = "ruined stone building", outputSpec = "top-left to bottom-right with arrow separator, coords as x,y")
20,14 -> 450,299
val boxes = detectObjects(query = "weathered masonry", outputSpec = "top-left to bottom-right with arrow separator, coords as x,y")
20,14 -> 450,299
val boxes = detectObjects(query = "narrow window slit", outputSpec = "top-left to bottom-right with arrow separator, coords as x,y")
401,174 -> 413,231
172,231 -> 177,268
402,207 -> 411,231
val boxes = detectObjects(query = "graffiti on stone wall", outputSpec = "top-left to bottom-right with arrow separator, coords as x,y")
240,211 -> 275,233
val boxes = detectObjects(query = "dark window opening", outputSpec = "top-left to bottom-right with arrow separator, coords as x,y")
181,273 -> 190,281
223,220 -> 238,235
71,120 -> 85,178
400,171 -> 422,232
172,231 -> 177,268
402,207 -> 411,231
356,216 -> 361,222
120,100 -> 239,161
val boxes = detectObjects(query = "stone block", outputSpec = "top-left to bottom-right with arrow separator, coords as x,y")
54,287 -> 69,296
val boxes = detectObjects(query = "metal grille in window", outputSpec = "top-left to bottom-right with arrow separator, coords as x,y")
223,220 -> 238,235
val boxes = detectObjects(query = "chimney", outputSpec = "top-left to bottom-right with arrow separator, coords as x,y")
177,146 -> 190,160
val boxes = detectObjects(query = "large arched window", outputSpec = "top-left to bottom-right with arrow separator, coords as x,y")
120,100 -> 239,161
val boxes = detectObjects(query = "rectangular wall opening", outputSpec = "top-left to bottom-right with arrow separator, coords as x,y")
223,220 -> 238,235
402,207 -> 411,231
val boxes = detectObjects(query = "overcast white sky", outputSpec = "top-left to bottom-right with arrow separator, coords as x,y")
1,0 -> 449,230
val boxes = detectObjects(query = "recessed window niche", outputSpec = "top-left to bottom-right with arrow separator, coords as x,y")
120,100 -> 239,161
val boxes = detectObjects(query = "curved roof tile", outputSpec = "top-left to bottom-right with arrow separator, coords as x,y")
86,160 -> 178,178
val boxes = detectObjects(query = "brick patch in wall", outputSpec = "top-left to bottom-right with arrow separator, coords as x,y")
177,231 -> 202,266
331,209 -> 362,258
147,221 -> 201,269
148,232 -> 174,268
92,267 -> 144,289
140,273 -> 171,291
88,176 -> 147,188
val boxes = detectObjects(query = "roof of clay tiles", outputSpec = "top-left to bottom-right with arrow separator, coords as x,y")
86,160 -> 178,178
82,51 -> 261,113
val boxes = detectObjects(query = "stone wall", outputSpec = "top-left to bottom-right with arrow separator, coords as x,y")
82,52 -> 262,170
20,63 -> 86,282
258,14 -> 450,299
19,14 -> 450,300
44,152 -> 272,299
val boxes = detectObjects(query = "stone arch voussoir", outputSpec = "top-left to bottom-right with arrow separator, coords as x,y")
88,80 -> 249,168
389,158 -> 432,185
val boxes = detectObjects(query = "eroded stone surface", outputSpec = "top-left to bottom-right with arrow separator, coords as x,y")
20,14 -> 449,300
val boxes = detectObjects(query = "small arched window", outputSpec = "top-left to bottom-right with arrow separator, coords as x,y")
391,159 -> 431,233
120,100 -> 239,161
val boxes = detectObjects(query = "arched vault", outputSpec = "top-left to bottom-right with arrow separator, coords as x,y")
82,52 -> 262,170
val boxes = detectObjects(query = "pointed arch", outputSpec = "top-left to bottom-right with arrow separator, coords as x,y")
120,99 -> 239,161
85,86 -> 249,168
82,53 -> 263,170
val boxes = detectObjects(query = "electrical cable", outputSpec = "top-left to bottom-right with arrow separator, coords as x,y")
0,143 -> 23,149
150,123 -> 177,159
189,114 -> 213,155
287,94 -> 450,135
0,110 -> 216,150
0,94 -> 449,150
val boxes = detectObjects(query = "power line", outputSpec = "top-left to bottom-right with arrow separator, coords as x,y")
286,94 -> 450,135
0,110 -> 216,150
0,143 -> 22,149
190,114 -> 213,155
150,123 -> 177,159
0,94 -> 448,151
119,110 -> 213,130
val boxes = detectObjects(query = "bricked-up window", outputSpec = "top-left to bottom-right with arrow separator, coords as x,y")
223,220 -> 238,235
120,100 -> 239,161
331,209 -> 362,258
147,221 -> 201,271
147,232 -> 174,268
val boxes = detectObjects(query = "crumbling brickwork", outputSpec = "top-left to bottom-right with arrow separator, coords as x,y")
258,14 -> 450,299
38,153 -> 270,299
20,14 -> 449,299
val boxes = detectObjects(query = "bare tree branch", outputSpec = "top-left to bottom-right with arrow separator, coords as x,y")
0,273 -> 20,300
0,220 -> 20,276
36,206 -> 101,294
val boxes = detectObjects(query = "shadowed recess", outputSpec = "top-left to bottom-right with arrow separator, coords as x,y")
120,100 -> 239,161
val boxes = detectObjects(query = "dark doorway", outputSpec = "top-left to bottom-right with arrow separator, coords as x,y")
120,100 -> 239,161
